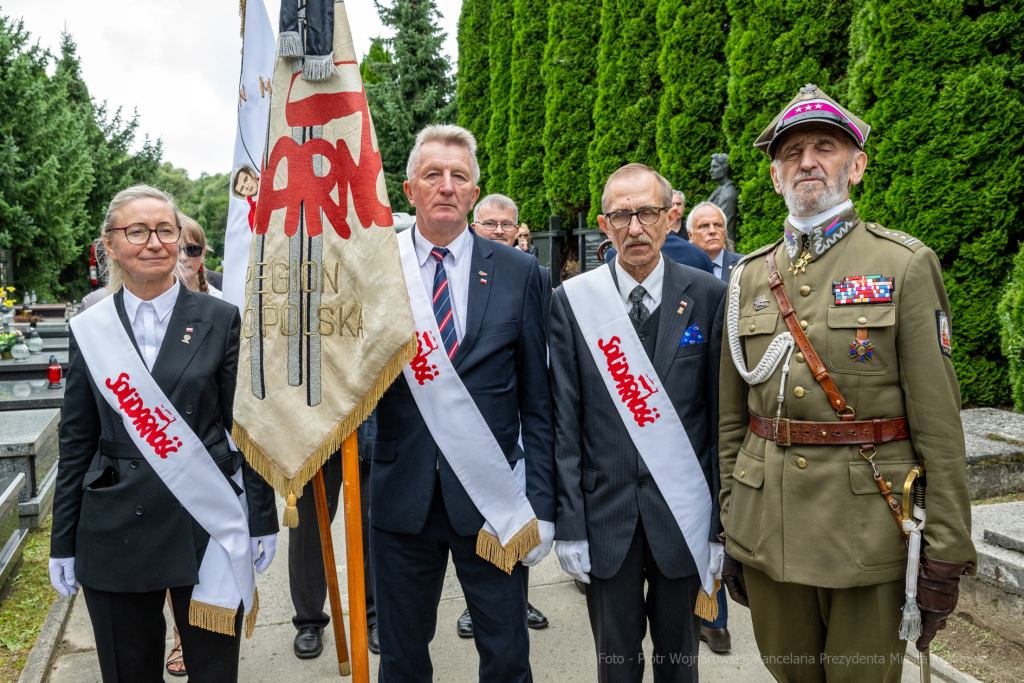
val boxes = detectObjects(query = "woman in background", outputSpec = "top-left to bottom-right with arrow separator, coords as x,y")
178,217 -> 222,298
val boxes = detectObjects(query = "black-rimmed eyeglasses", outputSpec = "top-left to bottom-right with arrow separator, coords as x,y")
604,207 -> 670,230
108,224 -> 182,245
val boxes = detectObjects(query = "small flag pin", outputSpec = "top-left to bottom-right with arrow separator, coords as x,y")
480,279 -> 487,284
186,327 -> 193,332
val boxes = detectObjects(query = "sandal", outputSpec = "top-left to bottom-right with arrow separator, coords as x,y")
166,628 -> 186,677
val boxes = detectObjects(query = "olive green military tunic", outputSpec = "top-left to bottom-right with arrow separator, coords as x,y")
718,204 -> 977,588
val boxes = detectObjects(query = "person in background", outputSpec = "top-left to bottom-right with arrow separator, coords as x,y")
80,239 -> 108,312
517,225 -> 539,258
670,190 -> 686,238
289,415 -> 379,658
49,184 -> 278,683
178,218 -> 222,298
205,267 -> 224,292
687,202 -> 744,286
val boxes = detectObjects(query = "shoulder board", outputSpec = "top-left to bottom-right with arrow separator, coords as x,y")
735,238 -> 782,267
865,223 -> 926,252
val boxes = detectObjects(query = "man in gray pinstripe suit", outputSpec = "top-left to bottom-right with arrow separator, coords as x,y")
549,164 -> 727,683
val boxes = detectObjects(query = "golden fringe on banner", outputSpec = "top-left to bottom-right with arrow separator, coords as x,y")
693,580 -> 721,622
233,336 -> 417,527
239,0 -> 247,38
475,518 -> 540,574
189,587 -> 260,638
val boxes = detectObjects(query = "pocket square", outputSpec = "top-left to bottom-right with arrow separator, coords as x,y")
680,324 -> 704,346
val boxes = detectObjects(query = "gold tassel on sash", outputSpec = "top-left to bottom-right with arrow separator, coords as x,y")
693,579 -> 721,621
282,495 -> 299,528
475,518 -> 541,574
189,586 -> 261,638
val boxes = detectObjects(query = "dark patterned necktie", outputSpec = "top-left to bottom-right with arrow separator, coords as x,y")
629,285 -> 650,323
430,247 -> 459,358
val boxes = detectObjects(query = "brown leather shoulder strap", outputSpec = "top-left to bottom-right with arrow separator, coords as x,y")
765,247 -> 854,420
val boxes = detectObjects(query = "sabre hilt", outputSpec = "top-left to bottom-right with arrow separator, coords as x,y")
914,476 -> 926,511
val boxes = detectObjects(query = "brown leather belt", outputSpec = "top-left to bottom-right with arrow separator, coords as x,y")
749,413 -> 910,447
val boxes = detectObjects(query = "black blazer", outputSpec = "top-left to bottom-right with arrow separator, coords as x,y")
720,250 -> 744,283
370,228 -> 556,537
550,259 -> 727,580
51,286 -> 278,593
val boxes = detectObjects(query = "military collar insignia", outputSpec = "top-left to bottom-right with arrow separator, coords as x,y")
783,226 -> 801,259
753,295 -> 769,311
811,213 -> 854,257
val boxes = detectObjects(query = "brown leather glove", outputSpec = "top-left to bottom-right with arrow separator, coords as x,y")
721,552 -> 749,607
915,556 -> 972,652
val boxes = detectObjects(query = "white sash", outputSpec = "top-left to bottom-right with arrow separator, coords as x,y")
397,228 -> 539,574
562,265 -> 716,602
70,294 -> 258,637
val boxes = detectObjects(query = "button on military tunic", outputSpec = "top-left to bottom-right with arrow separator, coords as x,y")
718,206 -> 976,589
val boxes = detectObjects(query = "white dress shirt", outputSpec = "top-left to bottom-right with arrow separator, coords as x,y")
614,255 -> 664,315
787,199 -> 853,234
415,226 -> 473,342
122,279 -> 180,370
711,250 -> 725,279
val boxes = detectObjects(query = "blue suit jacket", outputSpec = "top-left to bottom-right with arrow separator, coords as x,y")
719,250 -> 744,283
604,231 -> 714,274
370,227 -> 556,537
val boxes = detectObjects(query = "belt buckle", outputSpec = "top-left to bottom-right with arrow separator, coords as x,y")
773,418 -> 791,447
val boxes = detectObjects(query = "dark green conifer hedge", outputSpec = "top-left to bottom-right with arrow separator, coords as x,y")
723,0 -> 854,253
849,0 -> 1024,406
543,0 -> 602,226
485,0 -> 515,194
456,0 -> 492,192
656,0 -> 729,202
506,0 -> 550,229
587,0 -> 663,222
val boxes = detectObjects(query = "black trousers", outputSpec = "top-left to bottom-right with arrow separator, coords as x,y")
83,584 -> 242,683
289,450 -> 375,629
371,475 -> 531,683
585,519 -> 701,683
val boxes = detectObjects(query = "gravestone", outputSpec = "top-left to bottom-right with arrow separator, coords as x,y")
0,408 -> 59,529
0,473 -> 27,604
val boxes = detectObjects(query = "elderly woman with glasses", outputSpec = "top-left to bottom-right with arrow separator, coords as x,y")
48,185 -> 279,683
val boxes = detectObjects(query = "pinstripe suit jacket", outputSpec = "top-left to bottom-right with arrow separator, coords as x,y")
549,258 -> 727,580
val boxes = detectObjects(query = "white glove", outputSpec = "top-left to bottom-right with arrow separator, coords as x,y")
555,539 -> 592,584
708,541 -> 725,580
522,521 -> 555,567
250,535 -> 277,574
49,557 -> 80,596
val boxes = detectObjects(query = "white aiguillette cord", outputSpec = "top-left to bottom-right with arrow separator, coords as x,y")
727,259 -> 796,421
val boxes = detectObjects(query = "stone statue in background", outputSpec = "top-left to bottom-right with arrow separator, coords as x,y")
708,153 -> 738,251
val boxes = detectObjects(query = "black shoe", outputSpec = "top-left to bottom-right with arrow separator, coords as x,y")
457,608 -> 474,638
367,623 -> 379,655
527,603 -> 549,629
700,626 -> 731,653
293,626 -> 324,659
574,579 -> 587,595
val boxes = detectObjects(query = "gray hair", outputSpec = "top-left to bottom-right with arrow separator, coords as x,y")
601,163 -> 673,213
406,124 -> 481,184
473,194 -> 519,224
686,201 -> 728,235
672,189 -> 685,204
100,184 -> 185,294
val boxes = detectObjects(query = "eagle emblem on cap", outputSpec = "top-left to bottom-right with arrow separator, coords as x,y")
799,83 -> 818,100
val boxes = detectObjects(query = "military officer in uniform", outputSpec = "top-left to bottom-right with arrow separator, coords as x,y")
717,84 -> 977,683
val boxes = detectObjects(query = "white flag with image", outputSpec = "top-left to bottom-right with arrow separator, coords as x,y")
222,0 -> 276,309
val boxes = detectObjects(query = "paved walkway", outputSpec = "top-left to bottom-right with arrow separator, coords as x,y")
48,498 -> 925,682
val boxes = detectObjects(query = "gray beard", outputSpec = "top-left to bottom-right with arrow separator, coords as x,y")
781,158 -> 852,217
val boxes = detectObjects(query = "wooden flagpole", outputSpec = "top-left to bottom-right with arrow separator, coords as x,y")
313,465 -> 351,676
341,432 -> 370,682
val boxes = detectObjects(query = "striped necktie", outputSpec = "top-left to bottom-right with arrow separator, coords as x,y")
430,247 -> 459,358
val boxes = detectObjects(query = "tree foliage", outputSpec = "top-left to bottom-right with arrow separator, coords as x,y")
485,0 -> 515,194
656,0 -> 729,201
723,0 -> 854,253
588,0 -> 664,222
543,0 -> 602,227
0,19 -> 161,302
361,38 -> 413,213
849,0 -> 1024,406
506,0 -> 550,230
456,0 -> 492,192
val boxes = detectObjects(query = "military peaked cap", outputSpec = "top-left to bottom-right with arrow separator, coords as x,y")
754,83 -> 871,159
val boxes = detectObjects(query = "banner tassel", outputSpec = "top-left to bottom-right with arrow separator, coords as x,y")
694,580 -> 721,622
302,54 -> 338,81
278,31 -> 302,58
282,495 -> 299,528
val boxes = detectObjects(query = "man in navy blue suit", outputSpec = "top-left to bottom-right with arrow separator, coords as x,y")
687,201 -> 744,285
370,125 -> 556,683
